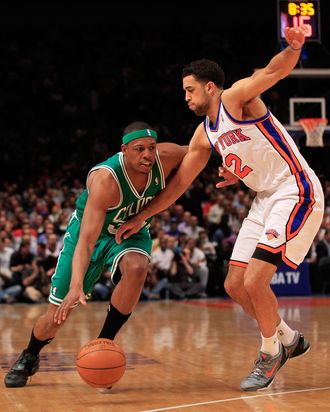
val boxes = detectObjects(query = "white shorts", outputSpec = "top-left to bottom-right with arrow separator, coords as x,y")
230,169 -> 324,269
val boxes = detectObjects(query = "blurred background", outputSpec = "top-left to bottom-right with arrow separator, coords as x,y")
0,1 -> 329,180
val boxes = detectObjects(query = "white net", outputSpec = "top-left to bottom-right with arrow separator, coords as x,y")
299,118 -> 328,148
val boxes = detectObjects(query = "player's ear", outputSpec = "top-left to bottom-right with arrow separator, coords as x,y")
206,81 -> 216,95
121,144 -> 127,154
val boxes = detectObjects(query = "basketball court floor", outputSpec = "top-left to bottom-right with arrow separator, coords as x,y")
1,297 -> 330,411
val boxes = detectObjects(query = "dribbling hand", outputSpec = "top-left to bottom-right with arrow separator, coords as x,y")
53,287 -> 86,325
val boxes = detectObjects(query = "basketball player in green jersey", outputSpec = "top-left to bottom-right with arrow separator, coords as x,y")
4,121 -> 188,388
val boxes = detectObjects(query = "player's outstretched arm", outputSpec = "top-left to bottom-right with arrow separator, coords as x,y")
225,25 -> 308,104
115,124 -> 211,243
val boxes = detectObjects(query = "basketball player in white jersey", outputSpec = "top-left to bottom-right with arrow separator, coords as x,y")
116,26 -> 324,391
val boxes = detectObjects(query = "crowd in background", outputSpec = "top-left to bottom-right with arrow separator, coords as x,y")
1,167 -> 330,304
1,25 -> 330,303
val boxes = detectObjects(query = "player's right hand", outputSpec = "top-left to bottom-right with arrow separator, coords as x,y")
285,25 -> 308,50
54,287 -> 86,324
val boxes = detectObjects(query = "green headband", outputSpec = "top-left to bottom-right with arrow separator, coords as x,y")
122,129 -> 158,145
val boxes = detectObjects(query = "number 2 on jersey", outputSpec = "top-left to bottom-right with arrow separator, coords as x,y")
224,153 -> 252,178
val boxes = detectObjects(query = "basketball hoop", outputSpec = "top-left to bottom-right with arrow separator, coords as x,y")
298,118 -> 328,148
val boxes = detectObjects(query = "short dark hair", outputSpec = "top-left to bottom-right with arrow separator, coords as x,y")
20,239 -> 30,248
123,121 -> 153,135
182,59 -> 225,88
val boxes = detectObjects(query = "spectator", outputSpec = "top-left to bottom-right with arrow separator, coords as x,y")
0,238 -> 14,290
45,233 -> 61,258
35,242 -> 55,297
316,228 -> 330,260
165,218 -> 182,238
206,193 -> 225,229
201,190 -> 217,224
174,232 -> 188,255
9,240 -> 34,285
182,215 -> 204,240
0,240 -> 34,303
38,222 -> 56,245
22,257 -> 46,303
186,237 -> 209,295
32,214 -> 46,237
146,236 -> 175,300
168,247 -> 204,299
198,230 -> 217,261
159,210 -> 172,233
172,204 -> 185,223
177,211 -> 192,233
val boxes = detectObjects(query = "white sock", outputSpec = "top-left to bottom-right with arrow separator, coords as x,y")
261,332 -> 280,356
277,319 -> 296,346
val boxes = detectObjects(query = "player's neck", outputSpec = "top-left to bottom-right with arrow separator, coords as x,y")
123,159 -> 150,195
129,173 -> 150,195
208,90 -> 223,124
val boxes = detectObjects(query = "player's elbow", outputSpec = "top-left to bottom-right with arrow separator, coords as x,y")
182,145 -> 189,155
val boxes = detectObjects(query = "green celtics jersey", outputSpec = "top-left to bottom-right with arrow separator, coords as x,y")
75,151 -> 165,236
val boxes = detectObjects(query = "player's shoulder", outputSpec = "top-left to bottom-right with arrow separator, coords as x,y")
221,86 -> 238,105
87,166 -> 118,192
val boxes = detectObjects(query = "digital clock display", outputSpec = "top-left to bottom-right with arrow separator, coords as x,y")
277,0 -> 321,42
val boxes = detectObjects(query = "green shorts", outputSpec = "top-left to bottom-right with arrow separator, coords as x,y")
49,212 -> 152,306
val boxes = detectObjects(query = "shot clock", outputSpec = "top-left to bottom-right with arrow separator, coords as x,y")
277,0 -> 321,42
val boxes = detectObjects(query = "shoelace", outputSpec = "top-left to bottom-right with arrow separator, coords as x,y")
250,357 -> 271,377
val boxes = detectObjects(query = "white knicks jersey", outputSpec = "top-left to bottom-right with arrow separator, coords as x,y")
204,103 -> 310,192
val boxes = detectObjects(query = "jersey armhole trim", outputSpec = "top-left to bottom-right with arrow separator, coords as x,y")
222,102 -> 270,125
203,120 -> 216,151
87,165 -> 123,211
155,150 -> 166,189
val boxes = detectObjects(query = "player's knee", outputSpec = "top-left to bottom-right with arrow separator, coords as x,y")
129,262 -> 148,284
243,277 -> 259,297
121,253 -> 149,280
224,268 -> 242,297
224,277 -> 242,300
224,276 -> 235,297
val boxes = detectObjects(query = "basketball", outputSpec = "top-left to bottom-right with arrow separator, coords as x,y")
76,338 -> 126,388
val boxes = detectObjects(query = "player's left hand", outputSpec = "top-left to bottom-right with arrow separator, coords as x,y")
115,216 -> 144,244
285,25 -> 308,50
215,166 -> 239,188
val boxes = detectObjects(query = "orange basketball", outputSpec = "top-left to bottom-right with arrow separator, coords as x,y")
76,338 -> 126,388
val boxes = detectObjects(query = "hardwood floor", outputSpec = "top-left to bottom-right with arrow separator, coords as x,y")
1,297 -> 330,411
